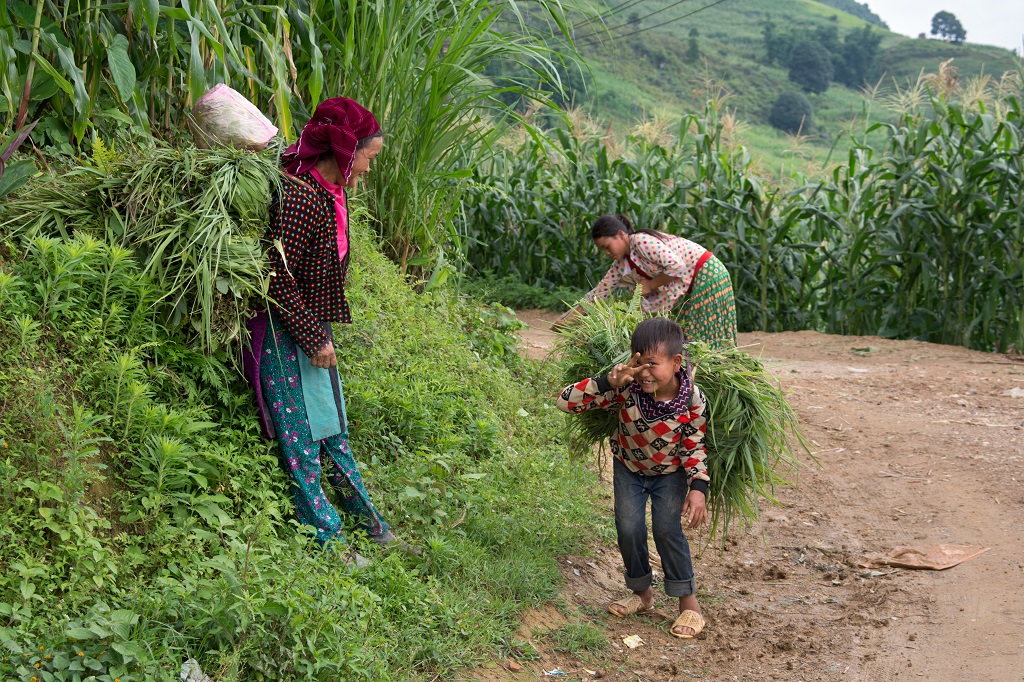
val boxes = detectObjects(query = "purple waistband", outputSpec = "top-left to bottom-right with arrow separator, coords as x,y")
242,311 -> 274,440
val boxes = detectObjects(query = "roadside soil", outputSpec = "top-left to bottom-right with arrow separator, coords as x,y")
467,310 -> 1024,682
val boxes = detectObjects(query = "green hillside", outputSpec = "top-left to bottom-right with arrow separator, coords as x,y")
557,0 -> 1021,176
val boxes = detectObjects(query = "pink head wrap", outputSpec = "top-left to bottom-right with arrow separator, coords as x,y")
282,97 -> 381,178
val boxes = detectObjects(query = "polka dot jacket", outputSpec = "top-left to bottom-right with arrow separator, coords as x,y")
265,172 -> 352,358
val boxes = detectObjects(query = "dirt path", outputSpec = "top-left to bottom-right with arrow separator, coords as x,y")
469,311 -> 1024,681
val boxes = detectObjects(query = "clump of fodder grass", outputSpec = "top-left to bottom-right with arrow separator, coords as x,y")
554,290 -> 813,539
0,140 -> 285,363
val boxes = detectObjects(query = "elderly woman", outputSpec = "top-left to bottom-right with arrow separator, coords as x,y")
243,97 -> 397,558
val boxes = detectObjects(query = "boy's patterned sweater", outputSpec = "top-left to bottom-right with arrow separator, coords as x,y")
556,373 -> 709,494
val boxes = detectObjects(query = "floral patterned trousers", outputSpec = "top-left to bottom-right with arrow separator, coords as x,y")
259,319 -> 390,545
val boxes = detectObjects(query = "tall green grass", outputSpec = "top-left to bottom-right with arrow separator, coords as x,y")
0,0 -> 589,275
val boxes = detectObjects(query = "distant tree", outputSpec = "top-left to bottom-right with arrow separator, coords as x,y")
686,28 -> 701,62
788,41 -> 833,93
815,0 -> 889,28
814,24 -> 841,54
762,20 -> 779,63
931,11 -> 966,45
762,20 -> 796,66
836,25 -> 882,87
769,91 -> 813,133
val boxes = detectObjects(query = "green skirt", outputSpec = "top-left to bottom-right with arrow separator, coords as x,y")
672,254 -> 737,350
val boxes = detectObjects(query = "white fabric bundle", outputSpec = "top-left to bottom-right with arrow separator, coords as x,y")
190,84 -> 278,151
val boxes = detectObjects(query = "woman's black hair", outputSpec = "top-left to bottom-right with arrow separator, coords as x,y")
631,318 -> 684,357
591,213 -> 669,241
356,131 -> 384,150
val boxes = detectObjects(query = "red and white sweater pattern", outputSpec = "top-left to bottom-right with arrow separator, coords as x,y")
556,374 -> 709,493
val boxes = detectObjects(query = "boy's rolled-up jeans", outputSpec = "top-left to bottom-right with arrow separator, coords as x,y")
612,458 -> 696,597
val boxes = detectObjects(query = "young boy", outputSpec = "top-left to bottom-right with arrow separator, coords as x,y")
557,317 -> 708,638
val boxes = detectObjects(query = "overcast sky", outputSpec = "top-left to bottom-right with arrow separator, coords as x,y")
870,1 -> 1023,52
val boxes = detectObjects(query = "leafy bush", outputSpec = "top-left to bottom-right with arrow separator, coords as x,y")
769,91 -> 813,133
787,40 -> 833,93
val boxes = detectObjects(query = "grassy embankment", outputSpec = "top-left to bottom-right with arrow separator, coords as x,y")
0,211 -> 605,680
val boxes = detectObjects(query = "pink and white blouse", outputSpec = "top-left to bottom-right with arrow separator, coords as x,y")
584,233 -> 707,313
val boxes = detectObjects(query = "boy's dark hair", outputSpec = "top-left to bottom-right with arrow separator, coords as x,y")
591,213 -> 668,241
631,318 -> 684,357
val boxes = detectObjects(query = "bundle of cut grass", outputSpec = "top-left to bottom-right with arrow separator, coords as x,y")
554,291 -> 812,538
0,141 -> 284,362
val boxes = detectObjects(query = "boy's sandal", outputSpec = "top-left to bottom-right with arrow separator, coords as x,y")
607,594 -> 651,617
670,610 -> 705,639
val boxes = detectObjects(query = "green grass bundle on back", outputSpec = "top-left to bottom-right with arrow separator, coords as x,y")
554,291 -> 812,539
0,141 -> 284,363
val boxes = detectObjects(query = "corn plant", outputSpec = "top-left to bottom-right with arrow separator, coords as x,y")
461,101 -> 826,328
463,84 -> 1024,353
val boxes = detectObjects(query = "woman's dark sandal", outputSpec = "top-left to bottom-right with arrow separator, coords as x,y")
670,610 -> 705,638
372,530 -> 422,556
607,594 -> 652,617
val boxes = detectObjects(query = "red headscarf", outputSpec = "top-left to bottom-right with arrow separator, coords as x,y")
282,97 -> 381,179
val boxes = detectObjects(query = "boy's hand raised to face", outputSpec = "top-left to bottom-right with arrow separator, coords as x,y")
607,353 -> 651,389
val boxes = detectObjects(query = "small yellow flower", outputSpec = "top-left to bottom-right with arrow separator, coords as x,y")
39,645 -> 44,650
77,651 -> 84,656
34,662 -> 40,668
45,654 -> 52,659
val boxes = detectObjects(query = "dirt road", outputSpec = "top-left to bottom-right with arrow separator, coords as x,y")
473,311 -> 1024,681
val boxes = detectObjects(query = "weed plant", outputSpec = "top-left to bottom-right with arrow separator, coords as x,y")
0,224 -> 603,680
543,622 -> 606,657
461,274 -> 584,311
